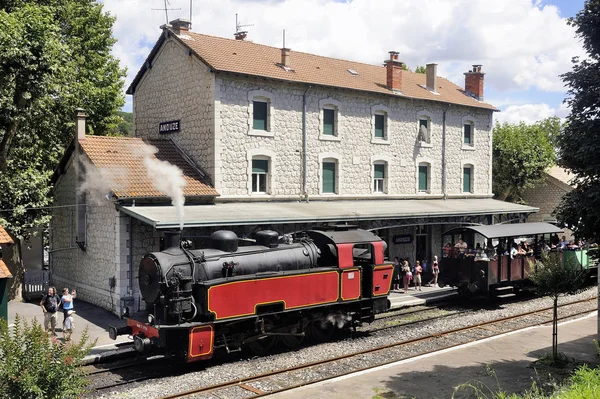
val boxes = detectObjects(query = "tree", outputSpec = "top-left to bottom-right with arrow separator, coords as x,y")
492,119 -> 557,202
555,0 -> 600,243
528,252 -> 586,363
415,65 -> 426,74
0,315 -> 94,398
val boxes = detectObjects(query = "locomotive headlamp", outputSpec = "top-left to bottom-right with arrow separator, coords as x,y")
147,314 -> 155,325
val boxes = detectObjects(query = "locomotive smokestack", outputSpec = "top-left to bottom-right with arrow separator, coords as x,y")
163,230 -> 181,250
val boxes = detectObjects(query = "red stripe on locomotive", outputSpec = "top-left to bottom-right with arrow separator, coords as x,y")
340,269 -> 361,300
207,271 -> 340,320
127,318 -> 159,338
372,265 -> 393,296
188,325 -> 214,362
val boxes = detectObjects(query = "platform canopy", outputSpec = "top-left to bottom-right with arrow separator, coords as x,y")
443,222 -> 563,239
118,198 -> 537,230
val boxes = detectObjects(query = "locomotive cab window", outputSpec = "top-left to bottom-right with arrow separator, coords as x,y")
353,243 -> 373,265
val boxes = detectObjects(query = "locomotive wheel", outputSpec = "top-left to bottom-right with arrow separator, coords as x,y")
280,333 -> 306,349
247,335 -> 278,356
308,318 -> 334,343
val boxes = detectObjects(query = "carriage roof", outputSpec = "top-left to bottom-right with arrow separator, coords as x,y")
443,222 -> 563,239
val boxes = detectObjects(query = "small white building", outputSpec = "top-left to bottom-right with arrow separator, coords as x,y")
51,20 -> 536,314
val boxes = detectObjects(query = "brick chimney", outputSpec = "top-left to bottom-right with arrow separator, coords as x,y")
281,47 -> 291,67
169,18 -> 191,35
464,65 -> 485,101
385,51 -> 404,92
426,63 -> 437,92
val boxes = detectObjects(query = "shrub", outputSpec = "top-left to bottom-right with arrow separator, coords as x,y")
0,315 -> 95,399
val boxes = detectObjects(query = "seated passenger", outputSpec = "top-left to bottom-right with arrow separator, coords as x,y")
510,244 -> 518,259
455,239 -> 468,258
517,244 -> 526,256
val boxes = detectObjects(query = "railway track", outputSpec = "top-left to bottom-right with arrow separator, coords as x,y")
155,297 -> 597,399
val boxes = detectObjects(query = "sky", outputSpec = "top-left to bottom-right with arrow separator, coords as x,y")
100,0 -> 587,125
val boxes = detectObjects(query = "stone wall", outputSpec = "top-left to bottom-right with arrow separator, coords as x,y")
133,37 -> 216,184
215,76 -> 493,199
521,176 -> 571,222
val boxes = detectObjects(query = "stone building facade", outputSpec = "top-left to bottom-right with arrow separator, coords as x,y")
51,20 -> 536,314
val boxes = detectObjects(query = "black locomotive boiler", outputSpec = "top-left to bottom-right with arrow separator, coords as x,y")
110,226 -> 393,362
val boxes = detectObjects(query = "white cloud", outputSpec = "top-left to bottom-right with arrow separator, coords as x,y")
100,0 -> 585,97
494,103 -> 556,125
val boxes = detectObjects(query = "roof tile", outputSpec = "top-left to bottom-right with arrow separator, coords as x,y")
0,260 -> 12,279
0,225 -> 13,245
79,136 -> 218,199
176,32 -> 497,111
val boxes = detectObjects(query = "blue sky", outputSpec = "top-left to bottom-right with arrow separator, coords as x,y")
102,0 -> 587,124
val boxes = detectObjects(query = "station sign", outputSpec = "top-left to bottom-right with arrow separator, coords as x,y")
392,234 -> 413,244
159,120 -> 181,134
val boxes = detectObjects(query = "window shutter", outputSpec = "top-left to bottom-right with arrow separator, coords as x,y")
323,109 -> 335,135
418,165 -> 428,191
464,124 -> 471,144
252,159 -> 269,173
322,162 -> 336,193
463,167 -> 471,192
374,114 -> 385,138
253,101 -> 268,130
374,164 -> 385,179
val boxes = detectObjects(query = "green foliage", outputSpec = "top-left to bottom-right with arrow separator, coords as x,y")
0,315 -> 94,399
0,0 -> 125,238
556,1 -> 600,243
554,365 -> 600,399
492,119 -> 557,202
528,252 -> 586,299
111,111 -> 133,136
414,65 -> 427,74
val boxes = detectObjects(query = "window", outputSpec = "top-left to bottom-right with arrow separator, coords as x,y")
322,161 -> 337,193
464,122 -> 473,145
373,163 -> 385,193
323,108 -> 335,136
418,164 -> 429,192
374,114 -> 385,139
463,165 -> 473,193
252,159 -> 269,193
418,118 -> 431,143
253,101 -> 268,131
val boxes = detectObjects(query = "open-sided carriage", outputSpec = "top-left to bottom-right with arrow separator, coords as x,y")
440,222 -> 597,298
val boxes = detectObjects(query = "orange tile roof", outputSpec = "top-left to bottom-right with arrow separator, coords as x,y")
0,260 -> 12,279
79,136 -> 218,199
0,225 -> 13,245
129,31 -> 497,111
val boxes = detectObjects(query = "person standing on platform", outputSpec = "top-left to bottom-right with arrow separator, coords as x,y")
414,261 -> 423,291
402,259 -> 412,294
428,255 -> 440,287
61,287 -> 76,330
40,287 -> 61,336
392,257 -> 401,291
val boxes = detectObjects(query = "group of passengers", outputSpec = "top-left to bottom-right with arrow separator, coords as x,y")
391,256 -> 439,294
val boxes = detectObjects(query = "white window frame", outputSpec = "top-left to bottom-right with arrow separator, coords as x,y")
371,105 -> 391,144
318,153 -> 342,195
461,161 -> 475,194
246,149 -> 276,195
371,155 -> 392,194
417,110 -> 434,148
247,89 -> 275,137
318,98 -> 342,142
415,159 -> 433,194
462,115 -> 476,150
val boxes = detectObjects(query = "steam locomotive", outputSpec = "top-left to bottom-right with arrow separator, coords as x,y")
109,226 -> 393,362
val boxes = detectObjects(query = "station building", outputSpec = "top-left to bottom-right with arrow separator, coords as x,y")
51,19 -> 536,314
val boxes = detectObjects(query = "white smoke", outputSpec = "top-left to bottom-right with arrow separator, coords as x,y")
77,159 -> 128,206
132,143 -> 187,230
326,313 -> 353,329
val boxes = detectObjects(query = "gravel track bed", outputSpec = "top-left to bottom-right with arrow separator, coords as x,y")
91,287 -> 597,399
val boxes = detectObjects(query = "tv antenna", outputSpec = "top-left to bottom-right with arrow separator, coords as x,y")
152,0 -> 181,24
234,13 -> 253,40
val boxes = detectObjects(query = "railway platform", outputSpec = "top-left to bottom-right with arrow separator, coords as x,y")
388,285 -> 456,309
272,313 -> 599,399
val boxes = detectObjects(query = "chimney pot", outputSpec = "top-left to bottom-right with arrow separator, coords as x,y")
426,63 -> 438,92
281,47 -> 291,67
168,18 -> 191,35
75,108 -> 87,141
464,65 -> 485,101
385,51 -> 403,92
234,31 -> 247,40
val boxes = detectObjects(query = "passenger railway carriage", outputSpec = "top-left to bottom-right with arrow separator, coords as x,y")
440,222 -> 597,298
110,226 -> 393,362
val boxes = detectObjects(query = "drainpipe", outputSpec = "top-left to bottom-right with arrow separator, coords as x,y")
302,85 -> 311,201
442,103 -> 451,200
128,216 -> 133,296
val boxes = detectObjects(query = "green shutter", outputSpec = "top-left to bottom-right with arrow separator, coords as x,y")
253,101 -> 268,130
418,165 -> 428,191
463,167 -> 471,192
464,124 -> 471,144
374,164 -> 385,179
252,159 -> 269,173
374,114 -> 385,138
323,109 -> 335,135
322,162 -> 336,193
